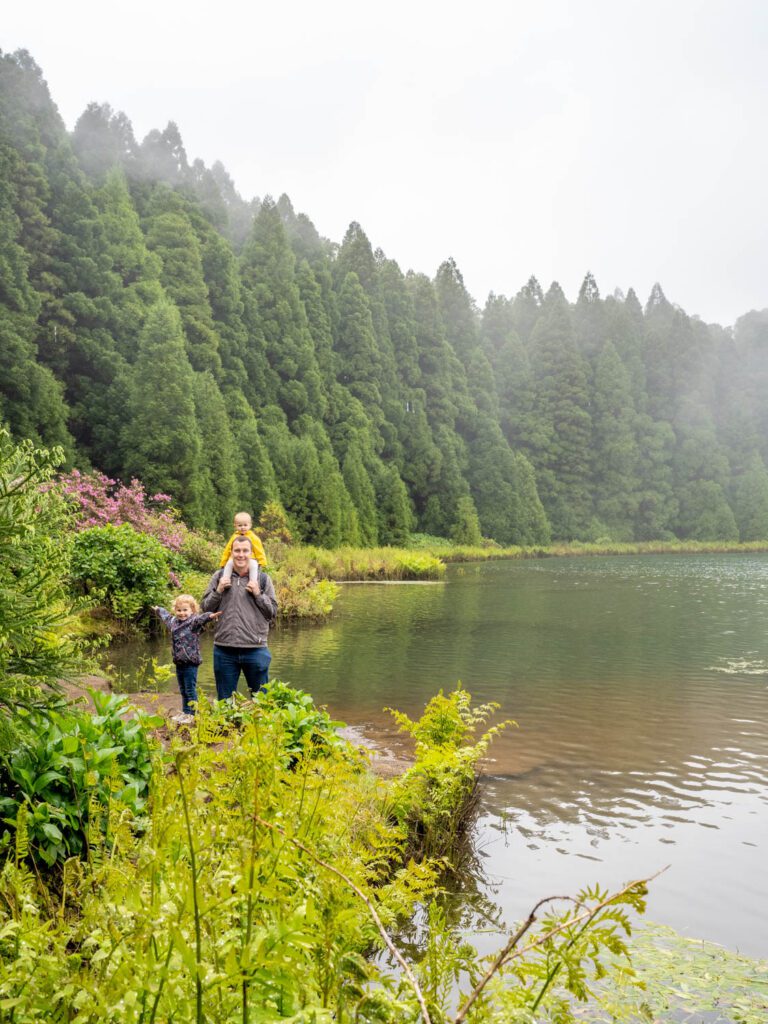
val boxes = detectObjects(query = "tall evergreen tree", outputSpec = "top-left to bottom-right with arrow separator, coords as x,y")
375,463 -> 413,546
121,300 -> 205,524
72,103 -> 139,181
144,187 -> 222,375
0,142 -> 71,450
590,341 -> 640,537
676,480 -> 738,541
225,390 -> 278,519
192,371 -> 238,532
526,287 -> 592,538
435,257 -> 480,363
240,198 -> 325,420
342,440 -> 378,546
335,271 -> 384,417
730,452 -> 768,541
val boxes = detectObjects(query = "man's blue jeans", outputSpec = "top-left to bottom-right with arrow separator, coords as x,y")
213,645 -> 271,700
175,663 -> 199,715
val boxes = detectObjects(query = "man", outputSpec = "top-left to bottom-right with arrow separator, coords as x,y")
201,536 -> 278,700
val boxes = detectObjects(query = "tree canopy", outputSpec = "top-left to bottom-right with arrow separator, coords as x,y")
1,48 -> 767,544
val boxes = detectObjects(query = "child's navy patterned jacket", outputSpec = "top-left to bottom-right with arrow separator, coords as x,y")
154,608 -> 215,666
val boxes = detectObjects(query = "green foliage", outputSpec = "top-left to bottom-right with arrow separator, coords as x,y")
388,687 -> 514,858
0,691 -> 160,867
0,688 -> 438,1021
70,523 -> 170,621
0,669 -> 665,1023
254,680 -> 347,760
178,526 -> 221,572
450,495 -> 483,546
731,453 -> 768,540
7,44 -> 768,563
0,430 -> 82,725
676,479 -> 739,541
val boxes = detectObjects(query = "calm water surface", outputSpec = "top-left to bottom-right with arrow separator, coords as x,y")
111,554 -> 768,957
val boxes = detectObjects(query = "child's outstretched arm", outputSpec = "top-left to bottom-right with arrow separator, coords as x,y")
190,610 -> 222,632
153,606 -> 174,628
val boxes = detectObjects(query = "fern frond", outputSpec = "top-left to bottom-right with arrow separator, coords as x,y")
14,802 -> 29,865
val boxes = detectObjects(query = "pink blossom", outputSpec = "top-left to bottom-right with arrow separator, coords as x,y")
52,470 -> 189,554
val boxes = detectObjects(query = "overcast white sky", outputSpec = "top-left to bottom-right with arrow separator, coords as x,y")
4,0 -> 767,325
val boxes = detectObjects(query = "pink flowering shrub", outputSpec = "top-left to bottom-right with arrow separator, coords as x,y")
55,470 -> 188,554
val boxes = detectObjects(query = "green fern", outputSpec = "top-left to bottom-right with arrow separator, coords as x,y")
14,801 -> 29,866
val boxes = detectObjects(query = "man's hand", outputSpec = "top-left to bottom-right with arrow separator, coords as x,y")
246,579 -> 261,596
216,577 -> 232,594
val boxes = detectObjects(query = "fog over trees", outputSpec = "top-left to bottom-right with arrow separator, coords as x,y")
2,49 -> 768,545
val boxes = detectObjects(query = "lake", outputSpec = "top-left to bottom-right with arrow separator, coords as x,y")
109,553 -> 768,958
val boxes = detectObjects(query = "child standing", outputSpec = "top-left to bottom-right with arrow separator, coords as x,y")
220,511 -> 267,585
153,596 -> 220,723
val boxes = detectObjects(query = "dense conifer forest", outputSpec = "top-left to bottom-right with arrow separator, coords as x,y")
3,48 -> 768,546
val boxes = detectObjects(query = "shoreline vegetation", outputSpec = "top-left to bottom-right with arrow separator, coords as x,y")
7,682 -> 766,1023
77,535 -> 768,643
291,535 -> 768,581
0,675 -> 664,1022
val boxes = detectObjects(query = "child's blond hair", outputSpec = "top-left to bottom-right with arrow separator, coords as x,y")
172,594 -> 200,614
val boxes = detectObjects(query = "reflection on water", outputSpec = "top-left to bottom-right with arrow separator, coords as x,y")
108,554 -> 768,956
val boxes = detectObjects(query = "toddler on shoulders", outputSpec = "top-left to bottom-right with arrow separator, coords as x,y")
220,511 -> 267,586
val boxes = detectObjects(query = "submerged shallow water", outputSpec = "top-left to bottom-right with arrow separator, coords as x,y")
109,554 -> 768,957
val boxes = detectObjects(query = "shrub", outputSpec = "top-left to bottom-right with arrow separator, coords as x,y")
0,430 -> 83,724
254,681 -> 347,760
70,524 -> 170,621
273,567 -> 339,620
179,528 -> 222,572
0,687 -> 653,1023
0,691 -> 161,868
388,686 -> 514,859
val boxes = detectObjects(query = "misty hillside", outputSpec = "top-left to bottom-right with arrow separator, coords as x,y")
2,47 -> 768,545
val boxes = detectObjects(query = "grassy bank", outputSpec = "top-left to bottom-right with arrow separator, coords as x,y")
274,542 -> 445,581
409,535 -> 768,563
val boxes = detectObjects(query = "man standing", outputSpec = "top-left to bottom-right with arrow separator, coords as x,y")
201,536 -> 278,700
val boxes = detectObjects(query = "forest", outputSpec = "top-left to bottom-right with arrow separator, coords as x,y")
3,47 -> 768,548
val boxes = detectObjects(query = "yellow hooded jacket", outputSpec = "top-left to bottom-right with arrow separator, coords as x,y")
219,530 -> 267,568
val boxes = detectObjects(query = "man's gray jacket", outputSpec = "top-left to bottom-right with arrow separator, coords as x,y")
201,569 -> 277,647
